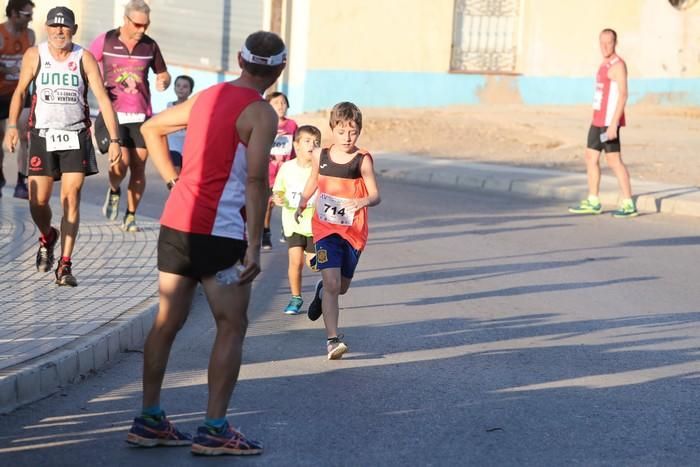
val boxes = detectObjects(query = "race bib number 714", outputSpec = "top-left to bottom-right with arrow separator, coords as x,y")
316,193 -> 354,226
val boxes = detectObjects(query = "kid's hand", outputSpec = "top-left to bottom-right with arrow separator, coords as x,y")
294,206 -> 303,223
272,193 -> 285,207
342,197 -> 367,213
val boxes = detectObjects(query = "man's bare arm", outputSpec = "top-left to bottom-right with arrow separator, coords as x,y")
141,95 -> 199,184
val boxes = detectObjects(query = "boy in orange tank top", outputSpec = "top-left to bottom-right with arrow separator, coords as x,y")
294,102 -> 381,360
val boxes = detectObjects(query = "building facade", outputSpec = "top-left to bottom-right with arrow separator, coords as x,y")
30,0 -> 700,113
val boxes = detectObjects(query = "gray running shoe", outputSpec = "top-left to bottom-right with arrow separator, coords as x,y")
122,213 -> 141,233
103,187 -> 120,220
55,259 -> 78,287
327,335 -> 348,360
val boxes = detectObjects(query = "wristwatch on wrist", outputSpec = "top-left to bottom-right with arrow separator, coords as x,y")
109,138 -> 121,145
166,178 -> 179,190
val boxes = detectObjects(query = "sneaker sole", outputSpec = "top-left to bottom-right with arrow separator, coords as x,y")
191,443 -> 262,456
613,212 -> 639,218
568,209 -> 602,215
126,432 -> 192,447
308,281 -> 323,321
284,310 -> 302,315
56,278 -> 78,287
328,343 -> 348,360
103,192 -> 119,221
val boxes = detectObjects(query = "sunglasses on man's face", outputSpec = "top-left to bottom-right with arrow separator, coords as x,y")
18,10 -> 32,19
126,16 -> 149,29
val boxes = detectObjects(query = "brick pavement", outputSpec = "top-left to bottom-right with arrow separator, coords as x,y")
0,195 -> 159,413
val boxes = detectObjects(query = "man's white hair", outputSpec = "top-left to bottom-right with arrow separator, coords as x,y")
124,0 -> 150,16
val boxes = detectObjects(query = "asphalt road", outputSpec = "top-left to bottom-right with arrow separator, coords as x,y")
1,158 -> 700,466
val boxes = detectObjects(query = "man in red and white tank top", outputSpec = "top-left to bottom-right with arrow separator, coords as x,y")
133,31 -> 286,455
569,28 -> 637,218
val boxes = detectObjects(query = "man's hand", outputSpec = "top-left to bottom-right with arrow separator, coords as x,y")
3,127 -> 18,153
238,247 -> 261,285
606,126 -> 618,141
108,142 -> 122,166
155,72 -> 171,92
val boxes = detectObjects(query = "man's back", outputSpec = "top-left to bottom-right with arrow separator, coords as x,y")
160,83 -> 262,239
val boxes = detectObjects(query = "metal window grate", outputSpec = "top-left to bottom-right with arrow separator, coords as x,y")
451,0 -> 520,73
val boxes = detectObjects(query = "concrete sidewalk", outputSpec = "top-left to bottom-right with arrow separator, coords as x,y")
0,195 -> 160,413
374,153 -> 700,217
2,153 -> 700,414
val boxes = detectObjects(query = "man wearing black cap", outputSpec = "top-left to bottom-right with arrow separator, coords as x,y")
3,6 -> 120,286
126,31 -> 287,456
0,0 -> 35,199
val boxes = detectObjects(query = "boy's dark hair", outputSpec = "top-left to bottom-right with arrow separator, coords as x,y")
294,125 -> 321,144
174,75 -> 194,92
266,91 -> 289,107
601,28 -> 617,43
241,31 -> 286,78
329,102 -> 362,131
6,0 -> 34,17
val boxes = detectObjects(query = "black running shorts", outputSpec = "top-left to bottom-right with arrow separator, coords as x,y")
587,125 -> 621,153
94,112 -> 147,151
157,225 -> 247,280
27,128 -> 98,180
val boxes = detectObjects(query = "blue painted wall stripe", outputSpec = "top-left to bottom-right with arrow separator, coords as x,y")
146,67 -> 700,114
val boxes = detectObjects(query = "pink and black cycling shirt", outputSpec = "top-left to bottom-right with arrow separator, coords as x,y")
89,29 -> 167,117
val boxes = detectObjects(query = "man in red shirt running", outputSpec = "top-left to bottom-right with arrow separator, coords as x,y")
127,31 -> 285,457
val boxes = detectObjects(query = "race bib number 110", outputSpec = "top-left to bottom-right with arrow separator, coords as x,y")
45,129 -> 80,152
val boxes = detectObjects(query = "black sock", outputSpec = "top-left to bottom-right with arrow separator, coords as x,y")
125,210 -> 135,218
17,172 -> 26,184
263,227 -> 270,234
110,187 -> 121,195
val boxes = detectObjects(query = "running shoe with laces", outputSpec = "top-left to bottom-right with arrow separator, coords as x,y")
13,182 -> 28,199
307,280 -> 323,321
284,296 -> 304,315
262,230 -> 272,250
191,422 -> 263,456
102,187 -> 120,220
327,335 -> 348,360
613,203 -> 639,218
568,199 -> 602,215
55,259 -> 78,287
126,414 -> 193,447
36,227 -> 59,272
122,213 -> 141,232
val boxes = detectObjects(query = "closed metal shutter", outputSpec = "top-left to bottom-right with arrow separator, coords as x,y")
148,0 -> 264,73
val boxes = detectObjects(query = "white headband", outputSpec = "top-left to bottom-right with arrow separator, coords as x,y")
240,44 -> 287,66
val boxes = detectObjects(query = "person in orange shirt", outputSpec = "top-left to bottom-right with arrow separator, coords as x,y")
0,0 -> 34,199
294,102 -> 381,360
